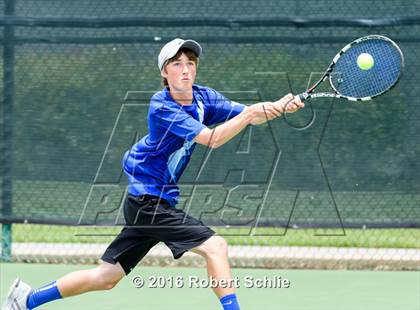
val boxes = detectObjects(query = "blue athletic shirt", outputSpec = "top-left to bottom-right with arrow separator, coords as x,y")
122,84 -> 246,207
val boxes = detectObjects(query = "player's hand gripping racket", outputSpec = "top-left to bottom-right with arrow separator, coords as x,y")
285,35 -> 404,130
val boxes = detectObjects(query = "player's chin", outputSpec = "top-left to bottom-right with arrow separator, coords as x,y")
180,80 -> 194,88
174,83 -> 193,92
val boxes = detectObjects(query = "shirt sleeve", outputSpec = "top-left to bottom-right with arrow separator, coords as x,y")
205,88 -> 246,126
152,102 -> 207,142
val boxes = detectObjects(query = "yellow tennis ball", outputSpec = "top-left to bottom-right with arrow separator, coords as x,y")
357,53 -> 374,70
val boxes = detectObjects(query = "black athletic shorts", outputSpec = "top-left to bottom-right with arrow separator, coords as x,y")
101,194 -> 215,274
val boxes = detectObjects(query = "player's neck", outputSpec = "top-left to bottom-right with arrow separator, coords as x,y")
169,88 -> 193,106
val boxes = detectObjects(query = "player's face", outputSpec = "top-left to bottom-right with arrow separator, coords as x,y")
162,53 -> 196,92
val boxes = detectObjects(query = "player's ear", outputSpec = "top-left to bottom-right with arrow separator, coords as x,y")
160,66 -> 168,78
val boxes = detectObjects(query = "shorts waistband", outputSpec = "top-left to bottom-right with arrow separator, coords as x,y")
128,194 -> 171,208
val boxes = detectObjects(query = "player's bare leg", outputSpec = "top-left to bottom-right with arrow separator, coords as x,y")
192,235 -> 240,309
57,261 -> 125,297
1,262 -> 126,310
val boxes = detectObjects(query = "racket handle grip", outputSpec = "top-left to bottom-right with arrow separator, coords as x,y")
298,92 -> 309,102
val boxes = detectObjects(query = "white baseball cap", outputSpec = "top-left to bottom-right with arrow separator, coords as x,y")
158,38 -> 202,71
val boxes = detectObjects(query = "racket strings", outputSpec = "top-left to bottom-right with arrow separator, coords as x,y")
330,39 -> 402,99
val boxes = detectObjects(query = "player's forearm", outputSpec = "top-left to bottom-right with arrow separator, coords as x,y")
248,102 -> 280,125
250,112 -> 271,125
249,96 -> 304,125
209,108 -> 255,148
195,108 -> 253,148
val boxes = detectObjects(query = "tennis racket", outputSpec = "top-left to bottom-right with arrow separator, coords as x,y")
285,35 -> 404,129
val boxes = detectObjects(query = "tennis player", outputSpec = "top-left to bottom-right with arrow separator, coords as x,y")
2,38 -> 303,310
